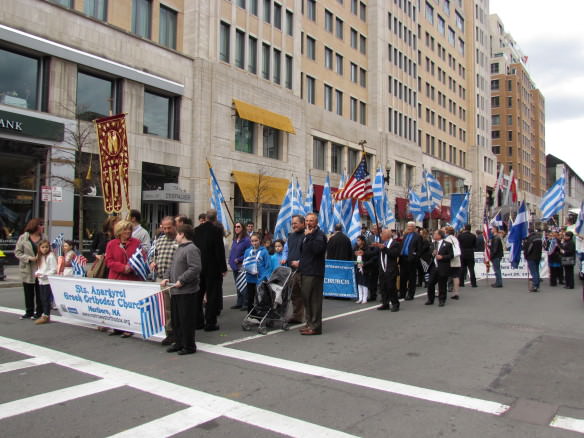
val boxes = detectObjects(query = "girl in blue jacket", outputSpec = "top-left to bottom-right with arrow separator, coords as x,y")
243,233 -> 272,311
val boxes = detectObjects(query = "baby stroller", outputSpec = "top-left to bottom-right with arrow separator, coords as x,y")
242,266 -> 294,334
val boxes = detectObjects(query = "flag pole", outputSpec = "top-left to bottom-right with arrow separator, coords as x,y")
207,160 -> 235,228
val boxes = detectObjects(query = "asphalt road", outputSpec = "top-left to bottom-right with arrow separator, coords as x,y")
1,274 -> 583,437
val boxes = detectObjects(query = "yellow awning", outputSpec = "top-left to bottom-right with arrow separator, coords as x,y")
232,170 -> 290,205
233,99 -> 296,134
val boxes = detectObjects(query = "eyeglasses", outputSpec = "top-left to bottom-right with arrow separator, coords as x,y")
235,225 -> 242,228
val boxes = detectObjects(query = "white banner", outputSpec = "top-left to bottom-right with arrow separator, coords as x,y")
48,276 -> 163,335
473,252 -> 549,280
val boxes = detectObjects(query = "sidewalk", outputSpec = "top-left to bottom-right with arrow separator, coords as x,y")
0,265 -> 23,288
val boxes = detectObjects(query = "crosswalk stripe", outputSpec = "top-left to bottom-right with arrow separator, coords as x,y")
0,379 -> 123,420
106,406 -> 220,438
550,416 -> 584,434
0,357 -> 51,374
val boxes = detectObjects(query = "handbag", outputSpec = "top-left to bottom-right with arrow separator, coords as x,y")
87,256 -> 107,278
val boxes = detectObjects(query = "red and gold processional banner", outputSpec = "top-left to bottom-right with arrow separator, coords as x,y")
94,114 -> 130,214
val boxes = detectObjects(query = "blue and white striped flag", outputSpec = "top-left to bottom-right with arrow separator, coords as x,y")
292,177 -> 304,216
575,200 -> 584,235
363,200 -> 376,223
319,174 -> 333,233
451,191 -> 470,231
382,189 -> 396,226
408,189 -> 425,222
347,203 -> 362,245
138,291 -> 165,339
129,247 -> 150,281
71,254 -> 87,277
274,181 -> 293,240
209,165 -> 231,234
339,172 -> 353,230
420,169 -> 444,212
372,167 -> 385,224
332,175 -> 346,230
540,170 -> 566,221
235,269 -> 247,294
304,174 -> 314,215
490,210 -> 503,228
508,201 -> 528,268
51,233 -> 64,257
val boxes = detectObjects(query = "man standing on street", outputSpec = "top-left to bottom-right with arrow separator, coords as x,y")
490,226 -> 504,288
129,209 -> 151,253
458,224 -> 478,288
524,227 -> 543,292
426,229 -> 454,307
282,215 -> 306,323
376,228 -> 401,312
365,224 -> 381,301
193,209 -> 227,331
149,216 -> 178,346
299,213 -> 327,335
326,223 -> 353,261
399,221 -> 422,300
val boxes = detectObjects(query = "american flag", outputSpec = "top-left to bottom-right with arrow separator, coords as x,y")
334,154 -> 373,201
482,206 -> 491,263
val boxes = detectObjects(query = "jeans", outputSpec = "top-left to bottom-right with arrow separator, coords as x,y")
492,257 -> 502,286
38,284 -> 52,316
527,260 -> 540,288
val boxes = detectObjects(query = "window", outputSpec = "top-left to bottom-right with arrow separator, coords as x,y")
273,49 -> 281,84
458,38 -> 464,55
132,0 -> 152,39
49,0 -> 73,7
235,116 -> 254,153
331,143 -> 343,173
492,115 -> 500,125
348,148 -> 358,171
274,3 -> 282,29
491,79 -> 499,90
76,71 -> 113,121
443,0 -> 450,15
359,101 -> 366,125
248,36 -> 257,73
507,115 -> 513,125
359,2 -> 366,21
285,55 -> 293,89
350,63 -> 357,82
262,43 -> 270,79
448,27 -> 455,46
324,84 -> 333,111
263,127 -> 280,159
235,30 -> 245,69
395,162 -> 404,186
0,48 -> 40,110
336,18 -> 344,39
507,79 -> 513,91
507,96 -> 512,107
335,90 -> 343,115
313,138 -> 326,170
250,0 -> 258,15
263,0 -> 271,23
84,0 -> 107,20
350,28 -> 358,49
306,36 -> 316,60
492,146 -> 500,154
490,62 -> 499,73
237,0 -> 246,8
491,130 -> 500,139
143,90 -> 177,139
336,54 -> 343,75
285,10 -> 294,36
359,35 -> 367,54
491,96 -> 499,107
158,5 -> 178,49
455,11 -> 464,31
350,97 -> 357,121
425,2 -> 434,24
325,10 -> 333,32
324,47 -> 333,69
306,76 -> 315,104
307,0 -> 316,21
219,21 -> 230,62
507,131 -> 513,141
351,0 -> 358,14
438,15 -> 445,34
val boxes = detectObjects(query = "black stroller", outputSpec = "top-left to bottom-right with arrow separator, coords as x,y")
242,266 -> 294,334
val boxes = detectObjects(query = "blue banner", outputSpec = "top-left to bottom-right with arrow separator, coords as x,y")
323,259 -> 357,298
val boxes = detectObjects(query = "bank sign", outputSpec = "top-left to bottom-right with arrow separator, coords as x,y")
0,109 -> 64,141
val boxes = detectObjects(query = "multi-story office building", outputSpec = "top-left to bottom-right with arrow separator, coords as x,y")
489,13 -> 545,211
546,155 -> 584,225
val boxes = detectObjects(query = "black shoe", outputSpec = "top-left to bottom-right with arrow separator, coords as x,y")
166,345 -> 183,353
491,284 -> 502,288
438,302 -> 445,307
177,348 -> 196,355
19,313 -> 33,320
204,324 -> 220,332
398,294 -> 406,299
377,304 -> 390,311
230,305 -> 242,309
451,295 -> 460,300
424,301 -> 434,305
390,306 -> 400,312
109,329 -> 124,336
161,336 -> 175,346
404,296 -> 414,301
471,285 -> 478,288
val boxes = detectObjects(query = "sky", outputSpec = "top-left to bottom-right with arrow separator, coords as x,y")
489,0 -> 584,180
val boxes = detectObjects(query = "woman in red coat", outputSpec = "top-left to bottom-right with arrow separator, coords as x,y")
105,220 -> 144,337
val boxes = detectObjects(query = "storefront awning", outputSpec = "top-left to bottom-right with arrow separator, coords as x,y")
232,99 -> 295,134
232,170 -> 289,205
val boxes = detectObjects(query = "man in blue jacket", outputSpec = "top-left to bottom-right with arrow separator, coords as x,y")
299,213 -> 327,335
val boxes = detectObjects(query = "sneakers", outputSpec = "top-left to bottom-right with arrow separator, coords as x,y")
34,315 -> 50,325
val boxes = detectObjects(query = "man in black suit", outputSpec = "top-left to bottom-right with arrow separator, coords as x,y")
365,224 -> 381,301
458,224 -> 478,288
193,209 -> 227,331
426,229 -> 454,307
326,224 -> 353,261
399,221 -> 422,300
376,228 -> 402,311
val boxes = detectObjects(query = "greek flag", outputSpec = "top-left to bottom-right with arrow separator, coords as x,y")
372,167 -> 385,223
490,210 -> 503,228
51,233 -> 64,257
451,191 -> 470,232
408,189 -> 425,222
340,172 -> 353,230
319,174 -> 333,233
420,169 -> 443,212
209,165 -> 231,234
138,291 -> 165,339
292,178 -> 304,216
575,200 -> 584,235
348,203 -> 362,245
382,189 -> 396,226
363,200 -> 376,223
235,269 -> 247,294
71,254 -> 87,277
540,170 -> 566,221
304,174 -> 314,215
129,247 -> 150,281
508,201 -> 528,268
274,181 -> 293,240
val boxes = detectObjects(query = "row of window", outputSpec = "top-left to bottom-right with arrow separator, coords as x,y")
234,116 -> 285,160
427,38 -> 466,82
389,76 -> 417,108
305,0 -> 367,23
388,109 -> 417,142
235,0 -> 295,36
312,138 -> 368,174
0,47 -> 179,139
491,130 -> 514,141
388,12 -> 417,50
219,23 -> 293,89
491,79 -> 514,91
492,114 -> 515,126
394,161 -> 416,188
388,44 -> 416,79
424,135 -> 466,168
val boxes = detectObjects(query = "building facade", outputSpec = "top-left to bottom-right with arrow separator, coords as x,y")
546,154 -> 584,225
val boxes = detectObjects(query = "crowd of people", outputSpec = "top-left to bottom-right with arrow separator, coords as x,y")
14,209 -> 583,353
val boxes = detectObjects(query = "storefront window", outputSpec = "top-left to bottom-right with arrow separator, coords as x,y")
0,48 -> 40,110
76,72 -> 114,121
235,117 -> 254,153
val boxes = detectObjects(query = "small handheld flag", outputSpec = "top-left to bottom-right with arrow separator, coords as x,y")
138,290 -> 166,339
129,247 -> 150,281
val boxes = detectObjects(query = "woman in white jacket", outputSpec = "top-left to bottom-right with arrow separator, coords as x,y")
445,226 -> 462,300
34,240 -> 57,324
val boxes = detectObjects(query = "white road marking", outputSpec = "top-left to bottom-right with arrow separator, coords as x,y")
550,416 -> 584,434
107,406 -> 220,438
0,379 -> 123,420
0,336 -> 357,438
0,357 -> 51,373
